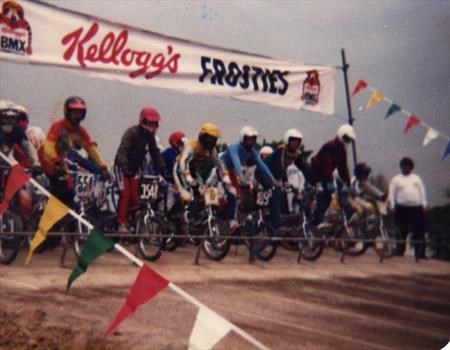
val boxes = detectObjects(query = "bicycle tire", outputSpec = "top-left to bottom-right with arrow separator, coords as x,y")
254,223 -> 277,261
341,226 -> 368,257
72,218 -> 90,259
0,211 -> 23,265
137,216 -> 165,262
374,219 -> 397,258
299,225 -> 324,261
202,218 -> 230,261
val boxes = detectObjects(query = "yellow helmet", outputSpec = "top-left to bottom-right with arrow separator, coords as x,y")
199,123 -> 221,138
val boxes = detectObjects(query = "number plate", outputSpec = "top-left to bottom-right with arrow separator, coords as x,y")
76,173 -> 95,197
256,189 -> 272,207
140,182 -> 159,201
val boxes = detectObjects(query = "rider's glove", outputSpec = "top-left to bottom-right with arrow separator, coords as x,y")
344,184 -> 355,195
31,165 -> 43,177
100,168 -> 111,181
326,181 -> 337,193
185,174 -> 195,187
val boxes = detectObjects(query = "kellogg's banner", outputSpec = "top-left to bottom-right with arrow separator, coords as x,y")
0,0 -> 336,114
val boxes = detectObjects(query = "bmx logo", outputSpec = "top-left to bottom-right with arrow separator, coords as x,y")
301,70 -> 320,106
0,1 -> 33,56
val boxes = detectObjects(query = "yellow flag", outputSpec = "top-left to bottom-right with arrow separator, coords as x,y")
25,196 -> 69,265
366,91 -> 384,108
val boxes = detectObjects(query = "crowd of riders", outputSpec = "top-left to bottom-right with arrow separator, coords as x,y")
0,96 -> 428,260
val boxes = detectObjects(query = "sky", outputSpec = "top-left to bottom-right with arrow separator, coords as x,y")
1,0 -> 449,206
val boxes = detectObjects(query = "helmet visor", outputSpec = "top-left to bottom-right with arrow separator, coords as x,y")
200,133 -> 218,149
0,110 -> 18,126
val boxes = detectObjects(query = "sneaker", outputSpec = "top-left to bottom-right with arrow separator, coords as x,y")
118,223 -> 130,235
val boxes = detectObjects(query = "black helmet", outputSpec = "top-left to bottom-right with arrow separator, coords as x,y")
64,96 -> 86,126
354,162 -> 371,179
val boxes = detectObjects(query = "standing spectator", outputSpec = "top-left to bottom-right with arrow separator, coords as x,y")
388,157 -> 427,260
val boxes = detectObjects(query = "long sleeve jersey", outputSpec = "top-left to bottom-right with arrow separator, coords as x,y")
220,142 -> 273,180
1,126 -> 39,167
388,173 -> 427,208
41,119 -> 105,175
310,138 -> 350,185
178,140 -> 227,181
114,125 -> 166,175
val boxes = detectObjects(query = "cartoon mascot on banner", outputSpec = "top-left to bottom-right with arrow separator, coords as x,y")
0,0 -> 32,55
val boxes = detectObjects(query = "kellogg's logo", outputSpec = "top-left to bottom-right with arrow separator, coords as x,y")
301,70 -> 320,106
61,22 -> 181,80
0,1 -> 32,55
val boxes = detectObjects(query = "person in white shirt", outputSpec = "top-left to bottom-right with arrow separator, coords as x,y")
388,157 -> 427,260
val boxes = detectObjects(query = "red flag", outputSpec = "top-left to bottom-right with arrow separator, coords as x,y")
0,165 -> 30,215
105,264 -> 169,336
404,115 -> 421,134
351,80 -> 368,97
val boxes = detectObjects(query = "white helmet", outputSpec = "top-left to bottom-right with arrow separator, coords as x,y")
0,100 -> 16,112
283,128 -> 303,144
26,126 -> 46,150
239,126 -> 259,143
260,146 -> 274,157
336,124 -> 356,142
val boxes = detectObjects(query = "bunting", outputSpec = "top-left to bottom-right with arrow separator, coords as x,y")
423,128 -> 439,147
385,103 -> 401,119
404,115 -> 421,134
188,306 -> 232,350
105,264 -> 169,336
0,165 -> 30,215
25,196 -> 69,265
350,79 -> 450,161
351,79 -> 367,97
67,228 -> 115,291
366,91 -> 384,108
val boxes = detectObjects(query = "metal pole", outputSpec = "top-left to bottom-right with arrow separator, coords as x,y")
341,48 -> 357,166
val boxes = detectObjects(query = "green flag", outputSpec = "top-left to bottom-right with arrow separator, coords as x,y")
385,103 -> 401,119
67,228 -> 115,291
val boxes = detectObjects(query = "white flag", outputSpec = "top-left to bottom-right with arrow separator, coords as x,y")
422,128 -> 439,146
188,306 -> 232,350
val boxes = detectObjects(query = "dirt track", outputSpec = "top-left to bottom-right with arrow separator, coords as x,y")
1,245 -> 449,350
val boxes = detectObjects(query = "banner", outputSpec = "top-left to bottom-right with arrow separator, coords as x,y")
0,0 -> 335,114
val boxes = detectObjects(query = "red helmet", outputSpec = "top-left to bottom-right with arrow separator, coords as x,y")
169,131 -> 186,148
64,96 -> 86,126
139,107 -> 160,133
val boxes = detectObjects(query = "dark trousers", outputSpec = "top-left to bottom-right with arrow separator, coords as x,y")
394,205 -> 426,258
312,182 -> 332,225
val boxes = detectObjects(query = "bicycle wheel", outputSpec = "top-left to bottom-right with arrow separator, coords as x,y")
341,225 -> 368,257
164,219 -> 182,252
0,211 -> 23,265
374,219 -> 396,258
202,218 -> 230,261
299,225 -> 324,261
137,216 -> 165,261
254,223 -> 277,261
72,219 -> 90,259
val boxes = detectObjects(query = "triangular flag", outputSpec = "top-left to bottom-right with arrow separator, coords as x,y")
422,128 -> 439,146
366,91 -> 384,108
188,306 -> 233,350
67,228 -> 115,291
442,140 -> 450,160
385,103 -> 401,119
351,80 -> 367,97
105,264 -> 169,336
403,115 -> 421,134
25,196 -> 69,265
0,165 -> 30,215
